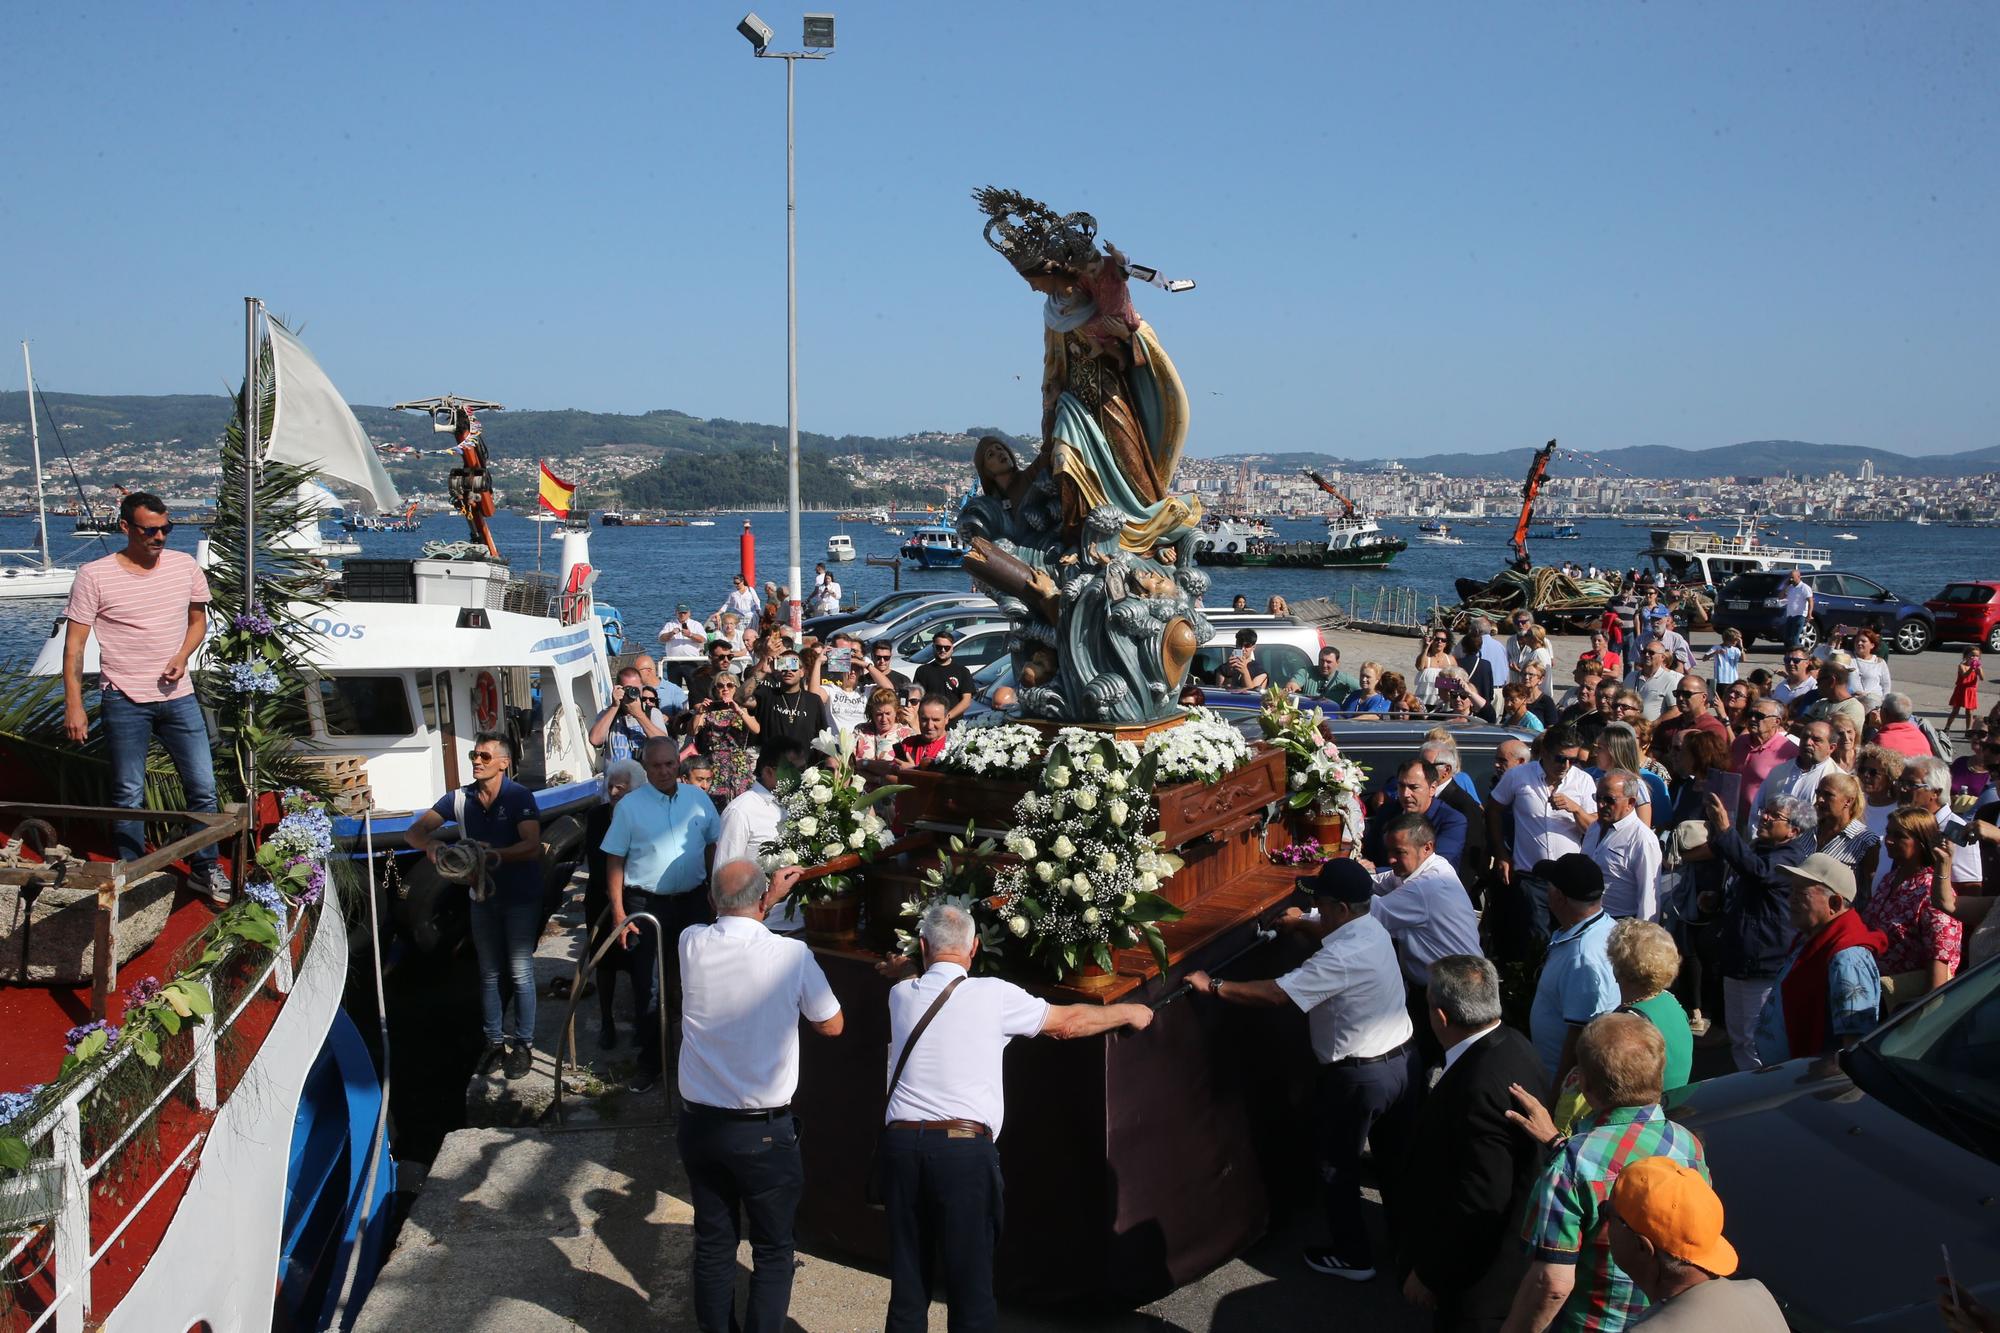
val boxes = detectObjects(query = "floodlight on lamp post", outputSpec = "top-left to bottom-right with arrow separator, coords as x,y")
739,11 -> 833,633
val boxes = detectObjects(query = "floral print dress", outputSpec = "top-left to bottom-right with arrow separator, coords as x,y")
1861,867 -> 1963,976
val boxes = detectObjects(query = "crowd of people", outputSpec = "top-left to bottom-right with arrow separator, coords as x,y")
405,580 -> 1999,1333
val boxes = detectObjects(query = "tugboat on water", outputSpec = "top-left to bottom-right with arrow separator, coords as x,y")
1194,472 -> 1405,568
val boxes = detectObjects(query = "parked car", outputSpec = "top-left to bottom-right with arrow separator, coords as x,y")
1668,954 -> 2000,1330
1925,580 -> 2000,652
1192,619 -> 1326,690
802,587 -> 938,640
893,620 -> 1014,677
841,593 -> 993,650
1710,570 -> 1935,654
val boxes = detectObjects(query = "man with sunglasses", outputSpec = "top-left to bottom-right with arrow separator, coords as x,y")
1727,702 -> 1799,822
1621,638 -> 1683,722
407,733 -> 546,1079
862,639 -> 912,696
1768,649 -> 1818,714
1654,676 -> 1727,757
1488,726 -> 1599,896
61,492 -> 232,904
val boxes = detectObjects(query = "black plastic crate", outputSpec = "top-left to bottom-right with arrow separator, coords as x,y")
340,558 -> 417,603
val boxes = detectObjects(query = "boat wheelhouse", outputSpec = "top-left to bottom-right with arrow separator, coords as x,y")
826,533 -> 856,562
899,526 -> 967,569
1638,516 -> 1830,589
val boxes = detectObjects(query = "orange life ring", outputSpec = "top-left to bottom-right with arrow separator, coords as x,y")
473,670 -> 502,731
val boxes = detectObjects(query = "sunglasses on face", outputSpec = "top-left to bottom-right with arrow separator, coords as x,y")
1785,657 -> 1807,665
468,750 -> 502,763
128,521 -> 173,537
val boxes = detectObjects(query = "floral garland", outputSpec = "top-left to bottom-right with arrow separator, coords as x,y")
0,790 -> 334,1174
988,728 -> 1185,978
935,721 -> 1044,780
1143,707 -> 1254,784
1258,688 -> 1368,836
759,729 -> 907,906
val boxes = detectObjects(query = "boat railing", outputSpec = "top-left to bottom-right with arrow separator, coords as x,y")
1,836 -> 316,1333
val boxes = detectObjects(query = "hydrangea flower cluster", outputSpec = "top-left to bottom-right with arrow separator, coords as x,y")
759,728 -> 906,906
63,1020 -> 120,1054
1141,708 -> 1254,784
0,1085 -> 45,1128
988,730 -> 1184,979
936,722 -> 1045,779
231,606 -> 277,635
253,791 -> 335,907
225,662 -> 282,694
122,975 -> 162,1008
244,880 -> 287,919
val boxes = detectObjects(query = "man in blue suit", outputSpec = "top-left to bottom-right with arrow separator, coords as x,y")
1363,759 -> 1468,873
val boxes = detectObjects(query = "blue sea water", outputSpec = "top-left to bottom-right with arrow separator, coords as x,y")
0,511 -> 1990,662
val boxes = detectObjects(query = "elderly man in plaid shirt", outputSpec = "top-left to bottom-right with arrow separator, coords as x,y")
1497,1012 -> 1710,1333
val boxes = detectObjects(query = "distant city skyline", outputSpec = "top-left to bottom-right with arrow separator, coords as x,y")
11,2 -> 1998,458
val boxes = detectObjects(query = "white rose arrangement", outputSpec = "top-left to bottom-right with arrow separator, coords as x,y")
936,722 -> 1047,780
759,728 -> 909,911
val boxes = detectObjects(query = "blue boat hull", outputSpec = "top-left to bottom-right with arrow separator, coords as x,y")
901,546 -> 966,569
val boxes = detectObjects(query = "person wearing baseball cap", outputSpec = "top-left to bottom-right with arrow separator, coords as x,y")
1188,857 -> 1418,1283
1527,853 -> 1621,1095
1750,852 -> 1887,1066
1606,1158 -> 1786,1329
658,602 -> 705,658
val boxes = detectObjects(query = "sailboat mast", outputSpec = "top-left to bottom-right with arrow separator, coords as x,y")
21,343 -> 51,569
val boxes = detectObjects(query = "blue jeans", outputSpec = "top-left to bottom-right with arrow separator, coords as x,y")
101,689 -> 220,872
1783,614 -> 1807,649
468,887 -> 540,1044
678,1110 -> 803,1333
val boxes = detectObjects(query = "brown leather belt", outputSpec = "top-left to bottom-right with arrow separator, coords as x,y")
887,1118 -> 991,1138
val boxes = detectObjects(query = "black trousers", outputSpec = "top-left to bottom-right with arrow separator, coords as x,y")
677,1110 -> 804,1333
625,888 -> 712,1081
1316,1045 -> 1417,1265
880,1125 -> 1004,1333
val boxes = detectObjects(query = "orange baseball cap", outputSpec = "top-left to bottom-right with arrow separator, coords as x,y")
1609,1158 -> 1739,1276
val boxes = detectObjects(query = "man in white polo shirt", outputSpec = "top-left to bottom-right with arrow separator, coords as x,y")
1761,719 -> 1838,808
1588,769 -> 1662,920
712,742 -> 807,933
880,902 -> 1152,1333
1487,725 -> 1599,887
1190,859 -> 1418,1284
60,492 -> 230,903
677,860 -> 842,1333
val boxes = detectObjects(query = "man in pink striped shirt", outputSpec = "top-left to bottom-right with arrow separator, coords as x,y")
61,493 -> 230,903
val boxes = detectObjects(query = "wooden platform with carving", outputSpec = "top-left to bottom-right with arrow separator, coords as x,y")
793,745 -> 1320,1305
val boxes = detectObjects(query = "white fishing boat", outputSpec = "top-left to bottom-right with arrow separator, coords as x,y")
0,344 -> 80,600
1638,515 -> 1830,588
826,532 -> 856,562
1414,524 -> 1464,546
1834,532 -> 1859,541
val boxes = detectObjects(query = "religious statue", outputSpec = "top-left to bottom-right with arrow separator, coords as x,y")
958,188 -> 1209,726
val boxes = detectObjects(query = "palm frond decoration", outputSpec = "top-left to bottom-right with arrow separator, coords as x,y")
0,667 -> 187,811
197,341 -> 335,807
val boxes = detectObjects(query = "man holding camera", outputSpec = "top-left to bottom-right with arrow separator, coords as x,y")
753,648 -> 831,750
590,665 -> 672,765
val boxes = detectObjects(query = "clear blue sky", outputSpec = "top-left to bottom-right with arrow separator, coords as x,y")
10,1 -> 1996,458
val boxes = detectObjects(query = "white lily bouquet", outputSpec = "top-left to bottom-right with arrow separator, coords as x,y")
760,728 -> 909,906
1143,708 -> 1254,784
936,721 -> 1046,780
1258,688 -> 1368,834
988,728 -> 1185,979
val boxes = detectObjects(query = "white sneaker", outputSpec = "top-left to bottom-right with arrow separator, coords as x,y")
203,867 -> 236,905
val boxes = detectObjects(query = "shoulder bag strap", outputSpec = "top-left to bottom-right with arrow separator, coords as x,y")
885,975 -> 966,1100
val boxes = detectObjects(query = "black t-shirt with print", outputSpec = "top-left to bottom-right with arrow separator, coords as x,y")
754,684 -> 830,749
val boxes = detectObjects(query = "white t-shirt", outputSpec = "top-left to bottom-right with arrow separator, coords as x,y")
1782,581 -> 1813,617
1491,762 -> 1600,870
677,916 -> 839,1109
1589,809 -> 1663,920
1274,915 -> 1414,1064
885,963 -> 1049,1137
714,783 -> 798,933
824,684 -> 868,734
1762,756 -> 1836,807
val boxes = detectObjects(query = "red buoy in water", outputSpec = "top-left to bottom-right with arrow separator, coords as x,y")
740,520 -> 756,585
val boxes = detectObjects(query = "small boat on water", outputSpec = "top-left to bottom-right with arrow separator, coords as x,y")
900,525 -> 968,569
826,532 -> 856,562
1834,532 -> 1859,541
688,519 -> 716,527
1191,515 -> 1278,563
1415,524 -> 1464,546
0,343 -> 79,600
884,525 -> 904,536
1637,515 -> 1830,588
1531,521 -> 1581,541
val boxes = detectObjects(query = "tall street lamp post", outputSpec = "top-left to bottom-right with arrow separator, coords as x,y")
739,11 -> 833,631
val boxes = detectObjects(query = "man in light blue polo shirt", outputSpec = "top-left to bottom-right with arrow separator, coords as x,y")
1528,853 -> 1620,1096
603,736 -> 721,1092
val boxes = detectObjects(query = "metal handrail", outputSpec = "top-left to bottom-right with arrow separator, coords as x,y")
549,906 -> 670,1128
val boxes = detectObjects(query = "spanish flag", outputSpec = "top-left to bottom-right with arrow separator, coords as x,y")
538,461 -> 576,517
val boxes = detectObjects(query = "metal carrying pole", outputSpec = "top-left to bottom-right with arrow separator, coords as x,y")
242,297 -> 260,810
784,53 -> 802,635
